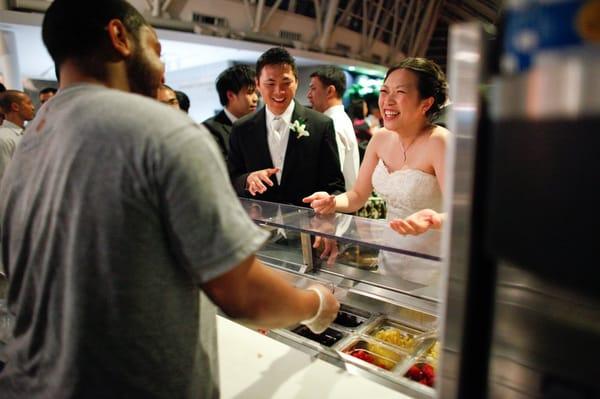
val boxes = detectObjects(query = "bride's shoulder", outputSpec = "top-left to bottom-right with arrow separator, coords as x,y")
371,127 -> 395,141
427,125 -> 451,145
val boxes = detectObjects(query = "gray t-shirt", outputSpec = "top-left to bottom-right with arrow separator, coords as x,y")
0,84 -> 268,398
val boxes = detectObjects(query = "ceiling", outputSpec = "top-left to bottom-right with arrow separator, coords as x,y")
0,11 -> 385,89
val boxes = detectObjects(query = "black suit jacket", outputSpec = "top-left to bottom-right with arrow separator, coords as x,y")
228,102 -> 345,207
202,110 -> 232,159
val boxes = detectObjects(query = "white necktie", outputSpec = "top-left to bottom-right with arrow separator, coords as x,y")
272,116 -> 286,141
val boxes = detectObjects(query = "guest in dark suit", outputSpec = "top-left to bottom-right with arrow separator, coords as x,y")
228,47 -> 345,207
203,65 -> 258,159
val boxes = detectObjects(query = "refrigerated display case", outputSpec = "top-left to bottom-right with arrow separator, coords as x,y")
236,198 -> 444,399
440,13 -> 600,399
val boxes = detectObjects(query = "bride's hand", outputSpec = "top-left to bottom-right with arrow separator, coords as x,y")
389,209 -> 442,235
302,192 -> 336,214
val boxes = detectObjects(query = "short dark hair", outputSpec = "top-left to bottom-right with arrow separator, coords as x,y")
39,87 -> 58,96
256,47 -> 297,81
364,93 -> 379,111
175,90 -> 190,112
310,66 -> 346,99
42,0 -> 147,70
160,84 -> 176,94
215,65 -> 255,106
349,98 -> 366,120
0,90 -> 27,114
385,58 -> 448,122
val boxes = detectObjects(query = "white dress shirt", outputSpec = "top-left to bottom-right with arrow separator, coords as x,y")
223,107 -> 238,124
0,120 -> 25,180
265,100 -> 295,184
324,104 -> 359,190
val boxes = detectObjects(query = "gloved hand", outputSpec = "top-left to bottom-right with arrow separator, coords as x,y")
301,284 -> 340,334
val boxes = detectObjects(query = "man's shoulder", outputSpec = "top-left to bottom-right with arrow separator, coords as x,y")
77,86 -> 193,133
0,126 -> 17,141
230,109 -> 261,134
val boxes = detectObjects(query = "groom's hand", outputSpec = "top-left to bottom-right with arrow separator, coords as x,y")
246,168 -> 279,196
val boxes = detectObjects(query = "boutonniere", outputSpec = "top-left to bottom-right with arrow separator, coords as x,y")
290,118 -> 309,139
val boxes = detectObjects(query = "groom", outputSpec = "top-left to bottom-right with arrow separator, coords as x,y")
228,47 -> 345,206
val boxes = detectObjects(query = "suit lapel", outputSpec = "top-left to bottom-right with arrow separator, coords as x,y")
280,102 -> 304,186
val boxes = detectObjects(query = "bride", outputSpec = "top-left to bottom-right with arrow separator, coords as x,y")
303,58 -> 449,283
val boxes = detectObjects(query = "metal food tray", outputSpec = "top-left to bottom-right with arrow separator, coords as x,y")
330,303 -> 374,333
339,335 -> 410,373
364,317 -> 429,351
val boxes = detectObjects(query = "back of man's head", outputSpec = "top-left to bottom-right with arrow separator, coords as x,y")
175,90 -> 190,113
215,65 -> 255,106
42,0 -> 147,70
310,66 -> 346,99
0,90 -> 25,115
39,87 -> 58,104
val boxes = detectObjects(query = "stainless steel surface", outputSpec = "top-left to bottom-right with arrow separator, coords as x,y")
442,22 -> 487,399
488,262 -> 600,398
267,297 -> 439,399
299,232 -> 314,272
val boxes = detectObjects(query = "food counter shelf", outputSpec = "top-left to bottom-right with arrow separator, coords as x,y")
238,199 -> 443,398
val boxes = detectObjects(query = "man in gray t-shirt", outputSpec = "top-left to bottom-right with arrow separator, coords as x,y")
0,1 -> 339,398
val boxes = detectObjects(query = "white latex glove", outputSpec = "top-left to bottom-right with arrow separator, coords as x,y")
301,284 -> 340,334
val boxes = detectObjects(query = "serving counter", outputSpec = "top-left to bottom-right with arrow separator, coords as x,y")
218,316 -> 409,398
234,199 -> 444,398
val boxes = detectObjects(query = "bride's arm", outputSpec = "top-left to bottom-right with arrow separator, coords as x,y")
431,126 -> 449,194
334,134 -> 381,213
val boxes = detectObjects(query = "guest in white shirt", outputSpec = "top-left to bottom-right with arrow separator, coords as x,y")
0,90 -> 35,180
307,66 -> 359,190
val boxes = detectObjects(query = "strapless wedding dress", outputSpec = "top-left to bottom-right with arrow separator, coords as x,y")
371,159 -> 442,285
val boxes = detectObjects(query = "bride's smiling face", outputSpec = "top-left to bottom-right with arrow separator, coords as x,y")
256,63 -> 298,115
378,68 -> 433,130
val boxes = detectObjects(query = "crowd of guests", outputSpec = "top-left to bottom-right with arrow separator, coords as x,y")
0,0 -> 450,397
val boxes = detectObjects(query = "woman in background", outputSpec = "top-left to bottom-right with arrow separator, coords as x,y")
348,98 -> 371,162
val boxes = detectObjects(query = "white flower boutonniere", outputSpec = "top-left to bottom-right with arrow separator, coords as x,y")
290,118 -> 309,139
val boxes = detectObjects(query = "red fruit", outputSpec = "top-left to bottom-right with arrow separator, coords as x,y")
419,378 -> 429,386
351,349 -> 374,364
405,365 -> 423,380
422,363 -> 435,379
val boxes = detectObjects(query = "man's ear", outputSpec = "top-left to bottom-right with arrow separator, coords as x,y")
326,85 -> 336,99
226,90 -> 236,102
106,19 -> 133,58
10,102 -> 19,113
255,78 -> 263,95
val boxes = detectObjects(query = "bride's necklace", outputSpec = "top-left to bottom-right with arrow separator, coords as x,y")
400,135 -> 419,165
399,124 -> 432,165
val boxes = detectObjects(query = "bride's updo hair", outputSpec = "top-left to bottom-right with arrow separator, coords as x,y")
385,58 -> 448,122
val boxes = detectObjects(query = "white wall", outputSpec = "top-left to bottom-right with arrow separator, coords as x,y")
166,60 -> 232,122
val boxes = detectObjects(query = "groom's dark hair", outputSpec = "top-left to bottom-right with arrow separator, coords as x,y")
256,47 -> 298,80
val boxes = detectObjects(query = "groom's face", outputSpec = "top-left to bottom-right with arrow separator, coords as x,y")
256,63 -> 298,115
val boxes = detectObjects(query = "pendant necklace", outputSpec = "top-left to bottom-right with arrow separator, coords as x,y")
400,135 -> 419,166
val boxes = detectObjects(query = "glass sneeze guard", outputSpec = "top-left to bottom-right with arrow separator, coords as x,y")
240,198 -> 442,261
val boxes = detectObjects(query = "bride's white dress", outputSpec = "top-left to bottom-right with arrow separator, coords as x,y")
372,159 -> 443,285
